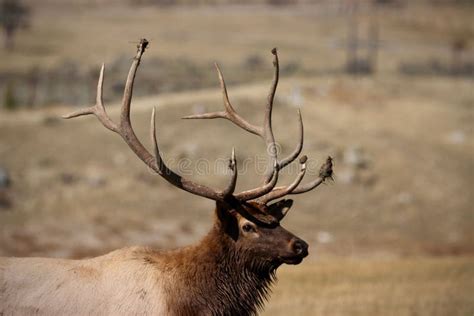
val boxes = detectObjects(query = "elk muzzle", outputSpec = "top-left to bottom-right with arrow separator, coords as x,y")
281,237 -> 308,265
291,238 -> 309,257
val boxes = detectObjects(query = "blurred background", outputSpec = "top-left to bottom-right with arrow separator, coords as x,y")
0,0 -> 473,315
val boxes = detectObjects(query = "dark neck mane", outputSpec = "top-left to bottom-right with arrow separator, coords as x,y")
158,221 -> 277,316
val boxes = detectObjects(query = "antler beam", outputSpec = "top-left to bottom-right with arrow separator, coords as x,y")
183,48 -> 304,198
64,40 -> 332,207
261,156 -> 334,203
259,155 -> 308,203
64,39 -> 236,202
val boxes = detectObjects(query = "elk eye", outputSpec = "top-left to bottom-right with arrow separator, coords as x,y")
242,223 -> 256,233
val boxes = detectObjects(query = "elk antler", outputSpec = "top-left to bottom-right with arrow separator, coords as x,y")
259,156 -> 333,203
63,39 -> 237,202
64,40 -> 332,207
183,48 -> 332,203
183,49 -> 301,197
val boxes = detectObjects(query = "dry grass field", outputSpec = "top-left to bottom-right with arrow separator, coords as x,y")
266,256 -> 474,316
0,1 -> 473,315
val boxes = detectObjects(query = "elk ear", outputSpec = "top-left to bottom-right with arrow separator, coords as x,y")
267,199 -> 293,221
215,202 -> 239,240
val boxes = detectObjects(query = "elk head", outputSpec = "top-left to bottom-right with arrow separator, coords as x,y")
214,198 -> 309,269
63,39 -> 333,270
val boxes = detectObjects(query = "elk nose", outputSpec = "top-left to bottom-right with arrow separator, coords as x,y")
291,239 -> 308,257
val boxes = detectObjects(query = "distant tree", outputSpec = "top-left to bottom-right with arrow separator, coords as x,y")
0,0 -> 30,51
129,0 -> 176,6
4,82 -> 17,110
345,0 -> 380,75
450,35 -> 469,75
267,0 -> 297,5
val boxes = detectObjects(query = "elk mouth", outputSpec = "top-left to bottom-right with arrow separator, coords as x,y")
279,250 -> 308,265
281,256 -> 304,265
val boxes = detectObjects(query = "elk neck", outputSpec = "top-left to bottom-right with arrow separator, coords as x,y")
152,205 -> 278,316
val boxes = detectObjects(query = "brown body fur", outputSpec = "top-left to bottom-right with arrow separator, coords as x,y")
1,205 -> 292,316
1,41 -> 331,316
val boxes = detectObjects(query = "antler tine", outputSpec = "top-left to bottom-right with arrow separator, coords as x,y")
269,156 -> 333,196
290,156 -> 333,194
65,39 -> 235,202
234,161 -> 279,201
262,53 -> 305,184
182,48 -> 311,202
96,63 -> 105,108
260,48 -> 279,184
183,53 -> 283,201
278,109 -> 304,170
150,107 -> 238,200
185,52 -> 302,175
221,147 -> 238,197
238,48 -> 280,200
150,107 -> 168,173
63,64 -> 119,133
259,155 -> 307,203
183,63 -> 261,136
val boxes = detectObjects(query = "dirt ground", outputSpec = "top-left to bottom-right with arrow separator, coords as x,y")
0,1 -> 473,315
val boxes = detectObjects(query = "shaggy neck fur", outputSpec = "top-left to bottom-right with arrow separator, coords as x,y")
155,216 -> 278,316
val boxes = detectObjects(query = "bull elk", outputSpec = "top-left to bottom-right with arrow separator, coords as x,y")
0,39 -> 333,316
